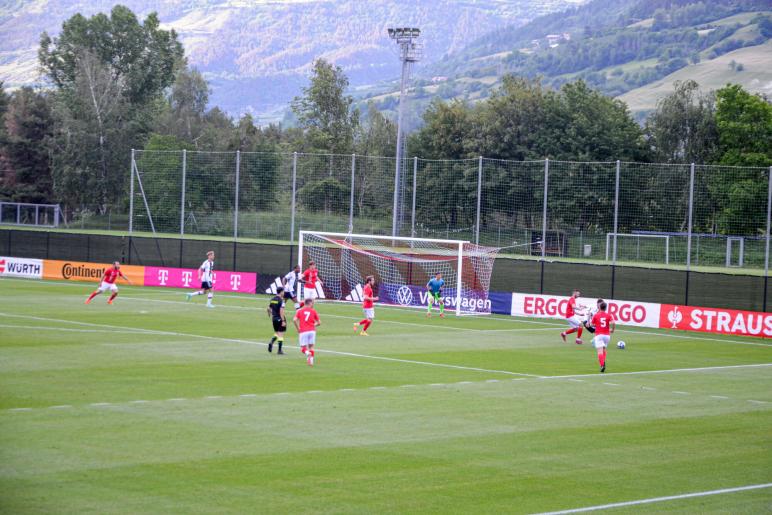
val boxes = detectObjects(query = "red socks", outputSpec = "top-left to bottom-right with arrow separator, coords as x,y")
565,328 -> 577,335
578,326 -> 583,338
598,350 -> 606,366
86,292 -> 98,302
363,320 -> 371,331
108,293 -> 118,302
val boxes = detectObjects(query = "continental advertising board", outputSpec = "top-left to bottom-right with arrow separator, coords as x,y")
42,260 -> 146,284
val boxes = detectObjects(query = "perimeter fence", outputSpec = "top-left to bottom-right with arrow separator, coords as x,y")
125,150 -> 771,273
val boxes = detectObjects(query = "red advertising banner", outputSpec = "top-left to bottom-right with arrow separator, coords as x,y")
659,304 -> 772,338
144,266 -> 257,294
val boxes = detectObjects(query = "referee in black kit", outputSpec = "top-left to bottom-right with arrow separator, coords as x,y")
267,287 -> 287,354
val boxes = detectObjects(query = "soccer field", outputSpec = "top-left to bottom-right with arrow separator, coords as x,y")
1,278 -> 770,514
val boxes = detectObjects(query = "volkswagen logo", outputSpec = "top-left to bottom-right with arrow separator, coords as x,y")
396,286 -> 414,306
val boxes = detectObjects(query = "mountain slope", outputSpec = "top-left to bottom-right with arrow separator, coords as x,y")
0,0 -> 587,119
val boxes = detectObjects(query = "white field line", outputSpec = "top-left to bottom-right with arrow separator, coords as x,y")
2,313 -> 770,384
4,276 -> 771,345
532,482 -> 772,515
0,312 -> 541,378
0,324 -> 158,335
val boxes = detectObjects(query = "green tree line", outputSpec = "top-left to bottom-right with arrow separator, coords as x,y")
0,4 -> 769,239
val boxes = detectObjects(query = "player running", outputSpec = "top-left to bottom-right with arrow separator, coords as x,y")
560,289 -> 586,344
426,272 -> 445,318
267,287 -> 287,354
590,301 -> 615,373
294,298 -> 321,366
85,262 -> 132,305
301,261 -> 322,301
353,275 -> 379,336
282,265 -> 302,309
186,250 -> 215,308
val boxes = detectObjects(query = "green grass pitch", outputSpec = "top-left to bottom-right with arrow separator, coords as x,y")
1,278 -> 770,514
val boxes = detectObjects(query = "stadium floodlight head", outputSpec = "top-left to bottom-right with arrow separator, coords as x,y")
387,26 -> 423,238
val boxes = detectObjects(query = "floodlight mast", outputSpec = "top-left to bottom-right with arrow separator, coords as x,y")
388,27 -> 421,237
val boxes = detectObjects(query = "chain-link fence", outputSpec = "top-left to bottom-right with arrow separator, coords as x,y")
126,150 -> 771,274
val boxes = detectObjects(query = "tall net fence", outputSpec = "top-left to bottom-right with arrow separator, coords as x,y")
125,150 -> 772,275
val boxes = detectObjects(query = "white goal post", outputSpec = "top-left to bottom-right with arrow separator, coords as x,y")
605,233 -> 670,264
298,231 -> 500,316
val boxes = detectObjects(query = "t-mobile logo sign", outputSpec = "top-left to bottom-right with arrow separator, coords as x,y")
230,274 -> 241,290
181,271 -> 193,287
157,269 -> 169,285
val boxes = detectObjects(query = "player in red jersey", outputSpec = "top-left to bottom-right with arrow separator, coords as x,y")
294,298 -> 321,366
590,301 -> 616,373
85,262 -> 132,305
301,261 -> 322,301
353,275 -> 379,336
560,289 -> 586,344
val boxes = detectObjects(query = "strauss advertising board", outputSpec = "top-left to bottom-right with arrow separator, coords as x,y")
659,304 -> 772,338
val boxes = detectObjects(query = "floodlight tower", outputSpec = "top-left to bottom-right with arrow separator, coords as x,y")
388,27 -> 421,237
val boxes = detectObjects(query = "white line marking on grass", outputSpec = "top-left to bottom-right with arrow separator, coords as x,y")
542,363 -> 772,379
205,396 -> 222,400
748,400 -> 767,404
486,379 -> 500,383
531,483 -> 772,515
672,391 -> 690,395
8,408 -> 32,412
239,394 -> 257,398
90,402 -> 111,406
400,384 -> 416,388
0,324 -> 153,335
457,381 -> 473,385
603,382 -> 619,386
369,386 -> 386,390
339,389 -> 355,392
567,379 -> 585,383
641,386 -> 656,391
306,390 -> 322,394
167,398 -> 185,402
129,400 -> 149,404
50,405 -> 72,409
710,395 -> 730,400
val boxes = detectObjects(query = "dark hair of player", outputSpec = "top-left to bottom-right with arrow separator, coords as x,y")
599,301 -> 607,311
276,287 -> 284,294
597,298 -> 604,305
308,261 -> 315,266
304,298 -> 314,306
365,275 -> 374,284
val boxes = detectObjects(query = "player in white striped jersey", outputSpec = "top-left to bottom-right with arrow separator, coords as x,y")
186,250 -> 215,308
282,265 -> 302,309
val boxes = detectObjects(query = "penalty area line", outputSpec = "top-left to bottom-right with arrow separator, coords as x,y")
532,482 -> 772,515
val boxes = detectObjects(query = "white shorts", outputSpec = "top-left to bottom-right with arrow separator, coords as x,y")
98,281 -> 118,292
593,335 -> 610,349
304,287 -> 318,300
363,308 -> 375,319
566,315 -> 582,329
298,331 -> 316,347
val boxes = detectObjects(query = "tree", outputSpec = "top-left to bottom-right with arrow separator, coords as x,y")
0,87 -> 54,203
39,6 -> 184,213
290,59 -> 359,154
645,80 -> 719,164
715,84 -> 772,167
155,66 -> 210,145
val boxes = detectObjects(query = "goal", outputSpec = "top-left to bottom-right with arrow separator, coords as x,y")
298,231 -> 500,316
605,233 -> 670,264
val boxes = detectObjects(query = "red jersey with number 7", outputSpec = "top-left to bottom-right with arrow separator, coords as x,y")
303,268 -> 318,288
295,307 -> 319,333
591,311 -> 615,336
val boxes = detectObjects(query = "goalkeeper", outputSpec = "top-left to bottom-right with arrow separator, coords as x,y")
426,272 -> 446,318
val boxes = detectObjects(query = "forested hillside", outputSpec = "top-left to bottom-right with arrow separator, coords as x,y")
362,0 -> 772,117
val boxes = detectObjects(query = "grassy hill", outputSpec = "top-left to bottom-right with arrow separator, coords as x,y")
619,39 -> 772,113
358,1 -> 772,119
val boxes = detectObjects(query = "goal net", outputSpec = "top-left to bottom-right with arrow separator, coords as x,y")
298,231 -> 500,315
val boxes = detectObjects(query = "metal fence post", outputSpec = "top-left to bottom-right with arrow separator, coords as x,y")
290,152 -> 298,244
411,157 -> 418,239
128,149 -> 135,234
234,150 -> 240,240
764,166 -> 771,311
475,156 -> 483,245
540,159 -> 549,293
180,149 -> 186,236
611,160 -> 620,298
685,163 -> 695,305
349,153 -> 356,232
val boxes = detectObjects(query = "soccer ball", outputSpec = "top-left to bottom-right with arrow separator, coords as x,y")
617,341 -> 626,350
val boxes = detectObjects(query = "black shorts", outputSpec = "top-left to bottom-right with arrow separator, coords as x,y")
283,290 -> 296,300
272,317 -> 286,332
201,281 -> 213,290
